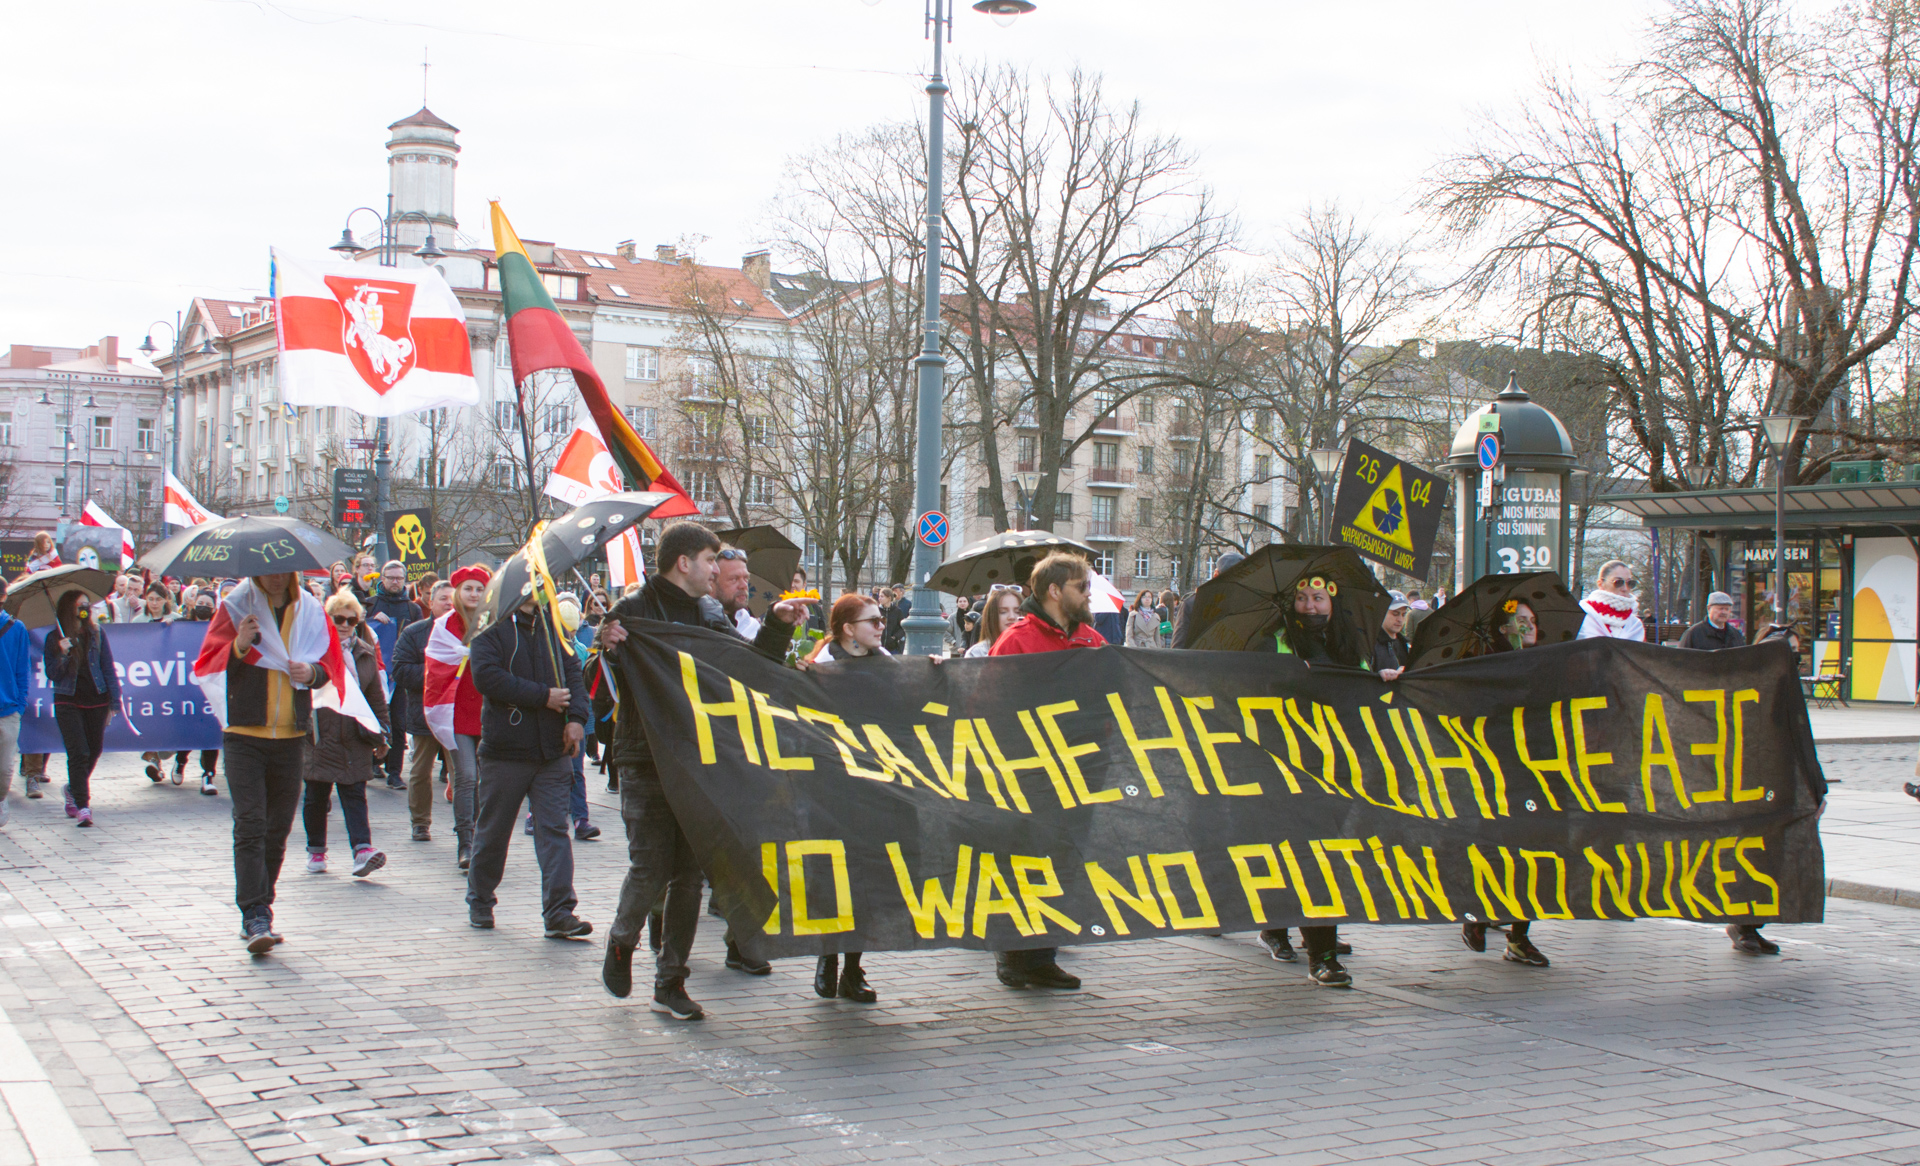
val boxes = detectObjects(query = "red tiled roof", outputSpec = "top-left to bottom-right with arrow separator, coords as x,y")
470,248 -> 788,321
390,106 -> 458,132
193,296 -> 275,338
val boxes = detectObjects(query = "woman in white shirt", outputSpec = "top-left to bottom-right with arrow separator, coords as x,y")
964,588 -> 1023,658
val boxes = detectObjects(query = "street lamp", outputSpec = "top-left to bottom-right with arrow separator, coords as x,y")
139,315 -> 217,534
1761,415 -> 1805,633
893,0 -> 1034,658
1015,471 -> 1038,528
326,202 -> 449,566
1309,448 -> 1341,543
1235,518 -> 1253,552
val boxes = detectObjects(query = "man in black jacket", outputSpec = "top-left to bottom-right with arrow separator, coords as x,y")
389,581 -> 452,841
595,522 -> 811,1020
1372,591 -> 1413,679
464,590 -> 592,938
1679,591 -> 1745,651
364,561 -> 422,789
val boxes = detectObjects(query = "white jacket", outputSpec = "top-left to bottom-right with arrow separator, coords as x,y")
1577,590 -> 1645,641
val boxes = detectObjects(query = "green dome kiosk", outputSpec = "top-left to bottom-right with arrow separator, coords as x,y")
1443,372 -> 1577,594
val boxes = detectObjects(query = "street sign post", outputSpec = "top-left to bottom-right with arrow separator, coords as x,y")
917,510 -> 949,549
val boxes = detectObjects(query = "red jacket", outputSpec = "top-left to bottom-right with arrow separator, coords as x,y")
990,604 -> 1106,656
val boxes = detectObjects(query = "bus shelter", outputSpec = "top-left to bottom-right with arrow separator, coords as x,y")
1601,481 -> 1920,703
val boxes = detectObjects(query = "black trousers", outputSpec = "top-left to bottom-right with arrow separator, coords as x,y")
610,753 -> 705,986
54,703 -> 110,809
174,749 -> 219,773
382,690 -> 409,781
225,734 -> 305,916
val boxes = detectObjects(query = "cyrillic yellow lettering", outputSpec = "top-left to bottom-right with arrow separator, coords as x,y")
1184,696 -> 1261,795
681,651 -> 760,765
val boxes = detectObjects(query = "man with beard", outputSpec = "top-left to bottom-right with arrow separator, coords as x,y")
595,522 -> 813,1020
986,552 -> 1105,990
713,548 -> 759,639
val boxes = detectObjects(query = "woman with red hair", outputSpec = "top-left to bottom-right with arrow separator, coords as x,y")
798,592 -> 885,1002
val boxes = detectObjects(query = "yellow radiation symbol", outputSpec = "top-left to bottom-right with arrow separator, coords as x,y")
391,512 -> 428,560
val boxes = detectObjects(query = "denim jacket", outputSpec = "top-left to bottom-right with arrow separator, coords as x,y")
46,630 -> 120,706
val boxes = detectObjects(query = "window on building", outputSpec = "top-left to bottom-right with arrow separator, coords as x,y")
418,457 -> 447,487
1174,449 -> 1193,477
745,415 -> 769,445
1206,451 -> 1223,476
1095,550 -> 1114,576
494,335 -> 511,369
92,416 -> 114,450
542,403 -> 572,434
52,476 -> 66,504
976,487 -> 993,517
1054,493 -> 1073,521
1254,453 -> 1271,480
685,469 -> 717,502
745,474 -> 775,505
493,401 -> 520,432
1253,408 -> 1272,436
1093,442 -> 1118,470
1138,397 -> 1154,424
1137,498 -> 1152,527
1138,447 -> 1154,473
1017,435 -> 1036,466
55,411 -> 71,449
1090,494 -> 1115,526
1134,551 -> 1150,578
1254,503 -> 1271,530
136,419 -> 156,452
1092,388 -> 1117,415
136,478 -> 153,507
625,346 -> 660,381
0,411 -> 11,445
489,462 -> 517,489
541,272 -> 581,300
625,405 -> 658,438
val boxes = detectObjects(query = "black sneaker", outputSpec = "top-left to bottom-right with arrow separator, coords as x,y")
386,778 -> 407,791
1905,782 -> 1920,802
1504,937 -> 1550,967
651,978 -> 704,1021
574,821 -> 602,841
603,938 -> 635,998
1259,929 -> 1297,962
241,915 -> 280,955
1461,922 -> 1488,953
545,915 -> 593,940
725,940 -> 772,975
1308,956 -> 1352,987
468,911 -> 494,930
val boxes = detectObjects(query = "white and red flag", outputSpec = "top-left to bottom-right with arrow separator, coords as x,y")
163,471 -> 221,528
271,247 -> 478,416
543,420 -> 625,507
80,501 -> 136,568
191,579 -> 382,734
421,609 -> 482,749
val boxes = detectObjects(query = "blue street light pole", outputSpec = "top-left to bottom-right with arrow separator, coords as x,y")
901,0 -> 1035,658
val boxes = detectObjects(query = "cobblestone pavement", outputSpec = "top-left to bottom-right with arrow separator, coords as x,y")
3,750 -> 1920,1166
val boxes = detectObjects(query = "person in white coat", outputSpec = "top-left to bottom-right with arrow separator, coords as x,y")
1576,559 -> 1645,642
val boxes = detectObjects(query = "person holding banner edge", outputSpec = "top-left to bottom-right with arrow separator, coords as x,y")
596,521 -> 813,1020
987,551 -> 1107,991
43,590 -> 120,828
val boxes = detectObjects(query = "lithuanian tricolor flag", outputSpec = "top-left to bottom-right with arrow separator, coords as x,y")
491,201 -> 698,518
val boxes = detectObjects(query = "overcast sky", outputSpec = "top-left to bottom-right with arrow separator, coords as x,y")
5,0 -> 1665,352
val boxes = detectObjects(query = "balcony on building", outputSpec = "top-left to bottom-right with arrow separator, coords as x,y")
1167,418 -> 1199,441
1091,411 -> 1135,436
1088,466 -> 1135,488
1085,519 -> 1133,541
675,436 -> 725,461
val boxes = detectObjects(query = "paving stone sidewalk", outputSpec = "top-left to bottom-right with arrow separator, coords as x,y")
1,748 -> 1918,1166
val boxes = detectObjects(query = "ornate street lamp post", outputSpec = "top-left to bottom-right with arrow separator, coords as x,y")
1761,415 -> 1806,632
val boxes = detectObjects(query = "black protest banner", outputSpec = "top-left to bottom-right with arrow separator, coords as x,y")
383,508 -> 436,584
616,628 -> 1824,957
1329,440 -> 1447,578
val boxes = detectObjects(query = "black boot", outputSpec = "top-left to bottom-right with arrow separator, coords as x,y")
836,953 -> 875,1003
815,953 -> 839,998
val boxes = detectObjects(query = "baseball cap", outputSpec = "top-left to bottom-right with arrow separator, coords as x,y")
1387,590 -> 1412,611
1706,591 -> 1735,607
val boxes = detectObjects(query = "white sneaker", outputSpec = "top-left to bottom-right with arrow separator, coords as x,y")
306,852 -> 327,874
351,848 -> 386,878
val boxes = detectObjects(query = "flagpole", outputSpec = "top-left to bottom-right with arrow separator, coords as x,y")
514,376 -> 543,525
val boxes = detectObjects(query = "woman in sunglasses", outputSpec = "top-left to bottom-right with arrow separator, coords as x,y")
300,591 -> 392,879
795,593 -> 891,1003
1576,559 -> 1646,641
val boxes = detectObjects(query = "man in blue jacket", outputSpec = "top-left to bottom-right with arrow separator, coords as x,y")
464,588 -> 592,938
0,579 -> 26,827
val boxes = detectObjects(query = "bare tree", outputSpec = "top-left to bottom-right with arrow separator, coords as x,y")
1435,0 -> 1920,485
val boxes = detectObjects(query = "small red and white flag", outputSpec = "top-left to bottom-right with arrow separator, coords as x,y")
606,529 -> 646,591
191,579 -> 382,734
80,501 -> 136,568
271,248 -> 479,416
163,471 -> 221,528
543,419 -> 625,507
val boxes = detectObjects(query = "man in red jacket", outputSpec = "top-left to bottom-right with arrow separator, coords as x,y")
988,551 -> 1103,988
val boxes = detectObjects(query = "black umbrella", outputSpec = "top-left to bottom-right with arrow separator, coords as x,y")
929,529 -> 1097,597
138,515 -> 354,579
715,525 -> 802,617
1408,571 -> 1582,668
1179,544 -> 1390,653
477,491 -> 678,634
5,565 -> 115,630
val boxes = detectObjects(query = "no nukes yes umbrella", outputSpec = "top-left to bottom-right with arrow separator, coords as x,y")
138,515 -> 355,579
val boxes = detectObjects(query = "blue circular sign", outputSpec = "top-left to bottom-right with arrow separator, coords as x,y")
918,510 -> 949,548
1476,433 -> 1501,471
273,495 -> 291,514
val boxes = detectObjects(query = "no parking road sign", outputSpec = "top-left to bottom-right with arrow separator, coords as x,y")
918,510 -> 949,548
1476,432 -> 1501,471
